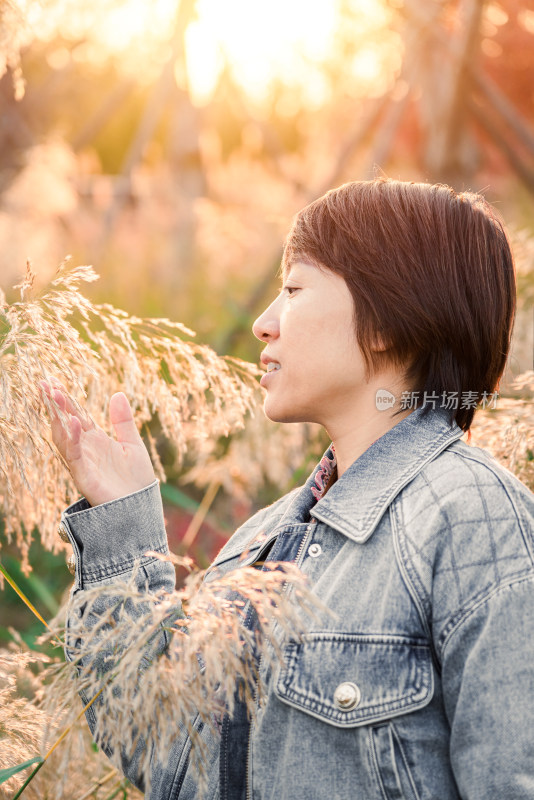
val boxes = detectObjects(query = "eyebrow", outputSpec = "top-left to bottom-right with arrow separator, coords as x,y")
281,264 -> 300,284
281,257 -> 317,279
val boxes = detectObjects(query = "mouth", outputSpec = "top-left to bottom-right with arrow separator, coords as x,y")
260,360 -> 281,387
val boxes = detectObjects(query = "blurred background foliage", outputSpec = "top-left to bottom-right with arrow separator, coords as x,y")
1,0 -> 533,648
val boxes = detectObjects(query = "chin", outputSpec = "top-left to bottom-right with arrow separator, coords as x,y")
262,399 -> 315,425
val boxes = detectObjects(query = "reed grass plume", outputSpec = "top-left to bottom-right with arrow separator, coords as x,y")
469,371 -> 534,491
0,648 -> 50,797
0,260 -> 261,572
31,555 -> 323,799
0,640 -> 143,799
184,411 -> 326,501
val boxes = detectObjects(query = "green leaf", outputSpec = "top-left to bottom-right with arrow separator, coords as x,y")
160,482 -> 199,514
0,756 -> 43,784
3,554 -> 59,616
159,482 -> 231,533
0,562 -> 53,635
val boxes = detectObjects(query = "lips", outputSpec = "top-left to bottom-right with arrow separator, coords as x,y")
260,357 -> 281,388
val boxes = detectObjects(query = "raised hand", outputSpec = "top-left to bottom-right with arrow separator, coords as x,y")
40,381 -> 157,508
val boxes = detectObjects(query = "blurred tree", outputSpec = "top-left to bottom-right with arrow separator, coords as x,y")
392,0 -> 534,191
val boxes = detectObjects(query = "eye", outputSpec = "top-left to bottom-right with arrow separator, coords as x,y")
282,285 -> 300,296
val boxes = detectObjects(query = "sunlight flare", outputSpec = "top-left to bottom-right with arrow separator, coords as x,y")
28,0 -> 396,104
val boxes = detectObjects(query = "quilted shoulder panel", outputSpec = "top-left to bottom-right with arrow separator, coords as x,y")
393,441 -> 534,654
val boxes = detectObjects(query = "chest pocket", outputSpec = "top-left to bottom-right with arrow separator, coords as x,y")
275,632 -> 433,728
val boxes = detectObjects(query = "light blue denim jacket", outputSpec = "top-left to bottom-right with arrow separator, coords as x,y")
61,407 -> 534,800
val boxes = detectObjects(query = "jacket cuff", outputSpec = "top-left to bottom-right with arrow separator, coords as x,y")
60,480 -> 169,587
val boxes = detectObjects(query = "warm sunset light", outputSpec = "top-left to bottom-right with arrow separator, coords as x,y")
28,0 -> 398,105
2,0 -> 534,797
185,0 -> 339,105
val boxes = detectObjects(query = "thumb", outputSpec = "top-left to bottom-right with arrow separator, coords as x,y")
109,392 -> 140,445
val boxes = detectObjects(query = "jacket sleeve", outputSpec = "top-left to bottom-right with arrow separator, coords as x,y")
60,480 -> 192,793
441,573 -> 534,800
398,447 -> 534,799
429,458 -> 534,800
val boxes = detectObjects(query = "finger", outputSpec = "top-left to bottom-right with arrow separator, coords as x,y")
40,383 -> 86,461
44,379 -> 95,432
109,392 -> 141,446
47,389 -> 70,457
65,415 -> 84,465
40,381 -> 61,415
44,389 -> 78,459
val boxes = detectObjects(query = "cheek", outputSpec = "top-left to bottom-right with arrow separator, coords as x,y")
281,304 -> 325,342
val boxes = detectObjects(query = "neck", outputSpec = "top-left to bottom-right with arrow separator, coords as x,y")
324,375 -> 415,477
328,407 -> 414,477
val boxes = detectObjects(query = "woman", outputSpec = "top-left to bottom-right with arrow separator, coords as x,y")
43,179 -> 534,799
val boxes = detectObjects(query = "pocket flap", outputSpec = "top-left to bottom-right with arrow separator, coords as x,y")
205,534 -> 279,581
275,632 -> 434,728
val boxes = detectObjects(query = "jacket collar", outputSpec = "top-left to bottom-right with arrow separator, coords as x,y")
286,407 -> 464,544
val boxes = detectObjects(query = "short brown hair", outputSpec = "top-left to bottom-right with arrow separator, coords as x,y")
282,179 -> 516,432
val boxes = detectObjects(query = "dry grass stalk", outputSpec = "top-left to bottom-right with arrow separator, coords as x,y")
0,260 -> 261,572
34,557 -> 323,798
0,648 -> 51,797
1,557 -> 320,798
0,642 -> 143,799
0,627 -> 143,799
469,372 -> 534,491
184,410 -> 326,500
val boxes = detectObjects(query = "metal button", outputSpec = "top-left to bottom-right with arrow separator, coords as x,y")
57,522 -> 70,543
334,682 -> 361,711
67,553 -> 76,575
308,543 -> 322,558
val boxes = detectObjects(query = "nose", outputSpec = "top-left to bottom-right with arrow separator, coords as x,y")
252,297 -> 280,341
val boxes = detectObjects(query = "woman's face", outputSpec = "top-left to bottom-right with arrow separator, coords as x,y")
252,261 -> 371,427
